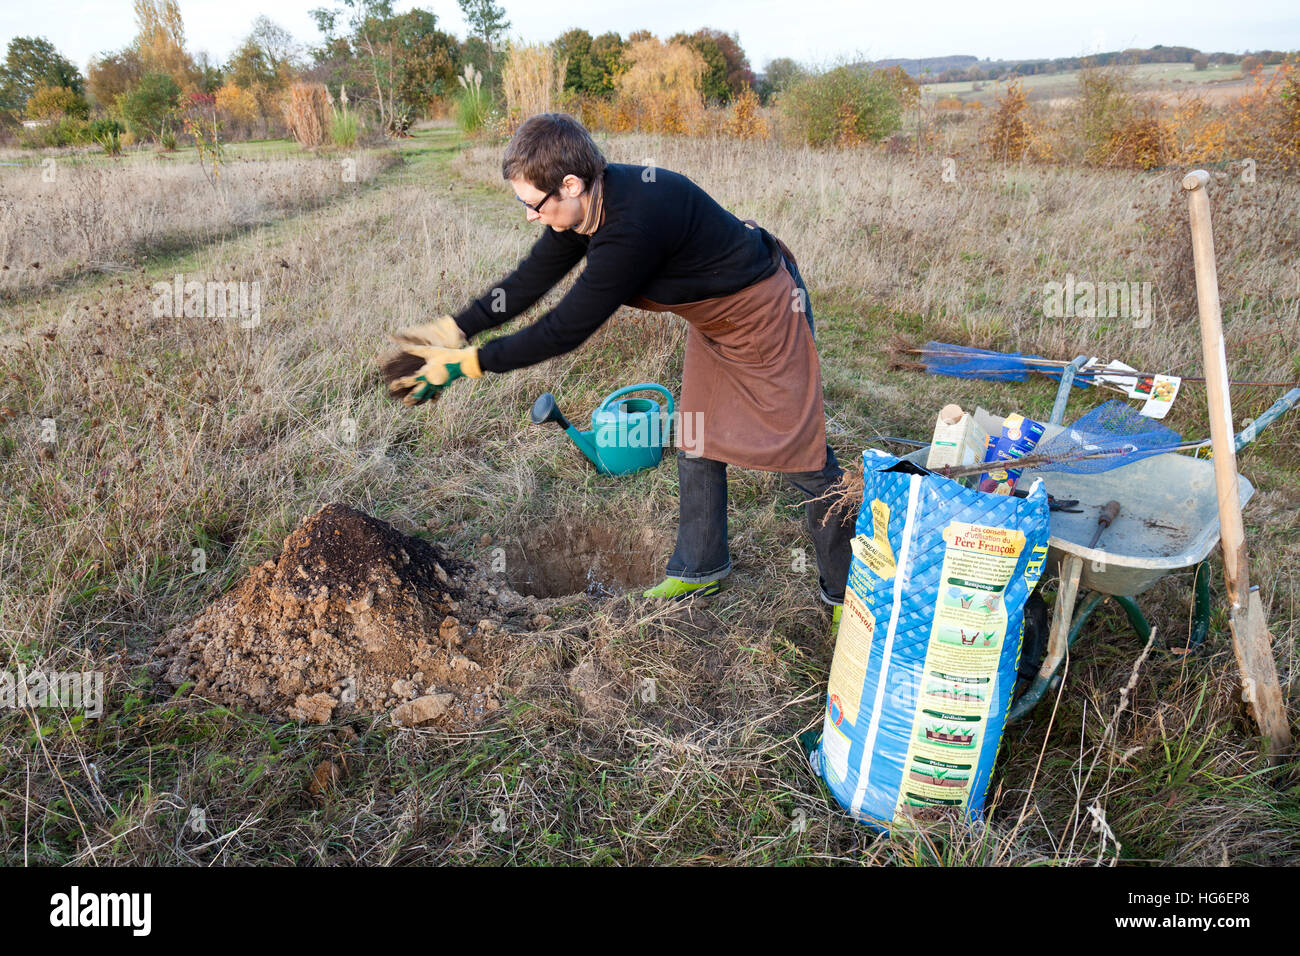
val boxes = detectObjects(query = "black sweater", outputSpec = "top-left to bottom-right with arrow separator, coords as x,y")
454,163 -> 776,374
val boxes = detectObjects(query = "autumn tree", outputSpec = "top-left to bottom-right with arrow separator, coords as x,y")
226,17 -> 300,125
87,49 -> 144,109
617,37 -> 706,133
397,28 -> 459,114
26,83 -> 89,120
133,0 -> 196,88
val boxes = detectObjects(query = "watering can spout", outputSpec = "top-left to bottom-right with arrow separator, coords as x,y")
530,392 -> 603,468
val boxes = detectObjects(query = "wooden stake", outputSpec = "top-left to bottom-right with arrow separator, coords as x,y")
1182,169 -> 1292,760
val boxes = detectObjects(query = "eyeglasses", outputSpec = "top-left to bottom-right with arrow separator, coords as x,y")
516,187 -> 555,214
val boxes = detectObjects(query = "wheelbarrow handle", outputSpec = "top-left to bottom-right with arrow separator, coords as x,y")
1234,386 -> 1300,452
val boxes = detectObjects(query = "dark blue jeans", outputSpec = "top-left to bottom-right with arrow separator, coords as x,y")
664,256 -> 854,605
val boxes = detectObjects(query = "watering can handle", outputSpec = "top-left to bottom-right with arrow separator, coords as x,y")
598,383 -> 675,420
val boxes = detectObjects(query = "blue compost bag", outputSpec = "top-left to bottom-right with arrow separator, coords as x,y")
813,450 -> 1051,831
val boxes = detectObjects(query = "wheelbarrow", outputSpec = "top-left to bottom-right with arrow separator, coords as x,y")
899,367 -> 1298,722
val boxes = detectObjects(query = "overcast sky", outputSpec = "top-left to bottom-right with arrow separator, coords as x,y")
3,0 -> 1297,74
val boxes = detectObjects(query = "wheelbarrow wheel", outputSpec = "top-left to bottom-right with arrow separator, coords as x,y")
1014,591 -> 1050,701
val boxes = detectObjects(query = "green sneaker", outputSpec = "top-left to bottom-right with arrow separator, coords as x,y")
830,603 -> 843,637
642,576 -> 724,600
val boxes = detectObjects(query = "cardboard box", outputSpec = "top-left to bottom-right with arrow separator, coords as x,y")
925,404 -> 990,472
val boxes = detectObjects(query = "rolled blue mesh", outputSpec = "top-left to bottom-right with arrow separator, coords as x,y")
922,342 -> 1093,388
1032,400 -> 1181,473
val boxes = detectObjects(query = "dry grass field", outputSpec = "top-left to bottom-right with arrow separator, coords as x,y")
1,122 -> 1297,865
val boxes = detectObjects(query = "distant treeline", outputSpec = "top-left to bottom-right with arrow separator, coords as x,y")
865,46 -> 1298,83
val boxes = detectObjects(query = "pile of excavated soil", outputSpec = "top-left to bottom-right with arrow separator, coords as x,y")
152,503 -> 554,729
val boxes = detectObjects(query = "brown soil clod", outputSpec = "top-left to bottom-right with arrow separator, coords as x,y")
152,503 -> 550,729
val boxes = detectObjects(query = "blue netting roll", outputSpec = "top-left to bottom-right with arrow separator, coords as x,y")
1032,400 -> 1181,473
922,342 -> 1093,389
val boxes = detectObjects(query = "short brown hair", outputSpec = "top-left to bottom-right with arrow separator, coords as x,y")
501,113 -> 606,192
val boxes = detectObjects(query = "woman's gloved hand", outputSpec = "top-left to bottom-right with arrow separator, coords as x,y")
383,344 -> 482,406
388,315 -> 469,350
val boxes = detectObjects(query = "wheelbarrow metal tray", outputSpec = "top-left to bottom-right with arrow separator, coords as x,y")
1019,449 -> 1252,597
901,410 -> 1253,598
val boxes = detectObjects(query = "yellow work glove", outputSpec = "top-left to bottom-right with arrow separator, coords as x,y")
385,344 -> 482,406
389,315 -> 469,350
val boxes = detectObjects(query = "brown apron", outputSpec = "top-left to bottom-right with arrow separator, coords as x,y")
629,228 -> 827,473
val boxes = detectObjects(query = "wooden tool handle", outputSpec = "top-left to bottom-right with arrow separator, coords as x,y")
1182,170 -> 1250,604
1184,170 -> 1291,757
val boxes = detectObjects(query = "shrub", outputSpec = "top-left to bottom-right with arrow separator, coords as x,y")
1227,56 -> 1300,172
454,65 -> 492,134
1170,95 -> 1228,164
777,66 -> 906,147
1103,109 -> 1174,169
18,116 -> 90,148
981,80 -> 1050,161
88,117 -> 124,154
118,72 -> 181,141
26,84 -> 90,121
1074,67 -> 1133,164
328,100 -> 357,148
722,87 -> 769,139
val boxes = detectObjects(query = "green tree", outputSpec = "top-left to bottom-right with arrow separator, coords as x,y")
759,57 -> 804,103
396,26 -> 460,114
0,36 -> 83,114
309,1 -> 456,132
118,71 -> 181,139
192,51 -> 223,93
554,28 -> 593,93
456,0 -> 509,70
583,32 -> 626,97
670,29 -> 752,104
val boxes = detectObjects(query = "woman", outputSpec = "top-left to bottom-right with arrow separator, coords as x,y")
386,113 -> 852,628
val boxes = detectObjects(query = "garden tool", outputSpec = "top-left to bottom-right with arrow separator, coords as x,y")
1086,500 -> 1121,549
1183,168 -> 1290,757
531,384 -> 674,476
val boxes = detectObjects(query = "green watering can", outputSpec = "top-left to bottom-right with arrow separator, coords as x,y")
530,384 -> 674,475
